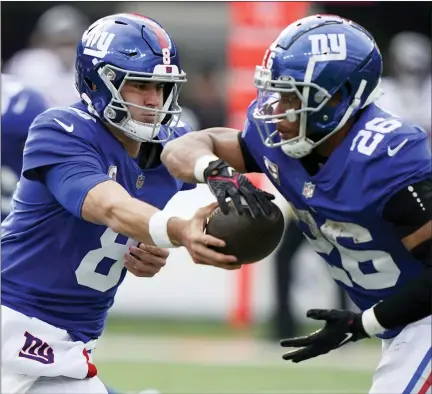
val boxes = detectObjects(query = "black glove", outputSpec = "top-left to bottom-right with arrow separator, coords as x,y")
280,309 -> 369,363
203,159 -> 275,217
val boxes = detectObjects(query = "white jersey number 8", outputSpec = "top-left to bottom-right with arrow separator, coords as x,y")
75,228 -> 136,292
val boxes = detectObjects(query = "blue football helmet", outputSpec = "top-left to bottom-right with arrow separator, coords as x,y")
253,14 -> 383,158
75,13 -> 187,143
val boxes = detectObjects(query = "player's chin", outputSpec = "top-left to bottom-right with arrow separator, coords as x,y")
132,113 -> 158,124
277,127 -> 298,140
138,117 -> 156,124
278,132 -> 297,141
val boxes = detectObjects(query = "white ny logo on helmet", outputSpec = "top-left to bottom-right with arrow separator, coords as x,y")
82,24 -> 115,59
308,34 -> 347,61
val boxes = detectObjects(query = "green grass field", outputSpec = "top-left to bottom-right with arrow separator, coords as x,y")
98,360 -> 373,393
95,317 -> 379,393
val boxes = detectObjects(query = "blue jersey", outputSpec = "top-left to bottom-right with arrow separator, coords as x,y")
242,102 -> 431,338
1,75 -> 48,221
1,101 -> 195,342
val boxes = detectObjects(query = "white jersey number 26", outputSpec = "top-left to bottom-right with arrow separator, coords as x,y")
293,208 -> 401,290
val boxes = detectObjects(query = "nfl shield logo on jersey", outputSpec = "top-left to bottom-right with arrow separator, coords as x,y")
136,174 -> 145,189
302,181 -> 315,198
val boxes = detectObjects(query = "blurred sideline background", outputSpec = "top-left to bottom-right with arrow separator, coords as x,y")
1,1 -> 431,393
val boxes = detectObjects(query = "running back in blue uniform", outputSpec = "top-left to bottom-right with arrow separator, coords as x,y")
161,15 -> 432,394
242,101 -> 430,339
1,74 -> 48,221
1,13 -> 237,394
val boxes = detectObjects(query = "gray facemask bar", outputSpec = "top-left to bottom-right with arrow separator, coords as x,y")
252,65 -> 379,158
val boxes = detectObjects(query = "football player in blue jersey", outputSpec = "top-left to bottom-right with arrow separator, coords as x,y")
1,74 -> 48,222
1,73 -> 126,394
161,15 -> 432,393
1,13 -> 239,394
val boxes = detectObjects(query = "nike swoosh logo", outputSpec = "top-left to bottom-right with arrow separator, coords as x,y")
12,95 -> 29,114
338,332 -> 353,347
227,166 -> 235,177
388,139 -> 408,156
54,118 -> 74,133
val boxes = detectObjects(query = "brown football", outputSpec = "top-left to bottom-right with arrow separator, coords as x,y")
205,200 -> 285,265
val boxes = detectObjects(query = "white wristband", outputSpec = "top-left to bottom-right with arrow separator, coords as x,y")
362,307 -> 386,336
149,211 -> 177,249
193,155 -> 219,183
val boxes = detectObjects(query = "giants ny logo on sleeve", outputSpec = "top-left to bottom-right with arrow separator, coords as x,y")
308,33 -> 347,61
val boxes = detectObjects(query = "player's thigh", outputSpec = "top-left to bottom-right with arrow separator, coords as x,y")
1,370 -> 38,394
28,375 -> 108,394
370,316 -> 432,394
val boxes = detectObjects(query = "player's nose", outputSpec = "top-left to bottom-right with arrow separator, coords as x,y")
274,102 -> 298,123
142,85 -> 162,107
274,102 -> 287,116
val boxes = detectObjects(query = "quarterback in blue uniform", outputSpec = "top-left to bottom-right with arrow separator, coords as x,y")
1,13 -> 238,394
162,15 -> 431,393
1,74 -> 48,221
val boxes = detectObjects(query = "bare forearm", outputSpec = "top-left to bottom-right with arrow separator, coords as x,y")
161,131 -> 217,183
82,181 -> 186,246
106,196 -> 156,244
161,128 -> 247,183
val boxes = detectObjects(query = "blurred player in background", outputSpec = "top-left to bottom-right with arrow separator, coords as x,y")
377,31 -> 431,134
1,74 -> 48,222
1,13 -> 238,394
4,5 -> 89,107
161,15 -> 431,394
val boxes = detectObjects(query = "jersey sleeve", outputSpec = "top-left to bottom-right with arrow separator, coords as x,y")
41,161 -> 111,219
22,108 -> 106,181
239,101 -> 264,173
375,127 -> 431,214
22,108 -> 110,218
180,182 -> 196,191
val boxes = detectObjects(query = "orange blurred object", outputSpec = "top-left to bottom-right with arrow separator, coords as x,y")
227,2 -> 310,329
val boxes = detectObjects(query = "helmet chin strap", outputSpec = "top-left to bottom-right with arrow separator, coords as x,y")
326,79 -> 367,135
281,139 -> 314,158
361,79 -> 382,109
81,93 -> 101,118
121,119 -> 162,142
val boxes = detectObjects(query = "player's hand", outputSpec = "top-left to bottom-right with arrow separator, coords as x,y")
124,243 -> 169,277
280,309 -> 369,363
203,159 -> 275,217
181,202 -> 241,270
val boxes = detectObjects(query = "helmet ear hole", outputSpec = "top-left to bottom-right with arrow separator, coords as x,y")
328,90 -> 343,107
105,101 -> 128,123
84,78 -> 93,90
342,82 -> 352,99
328,83 -> 351,108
